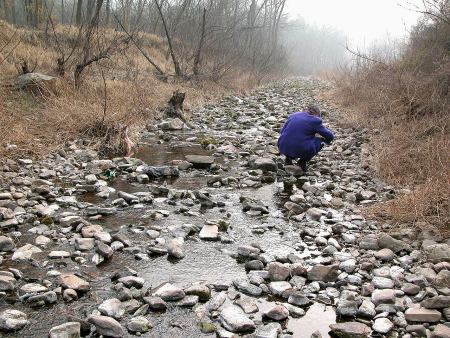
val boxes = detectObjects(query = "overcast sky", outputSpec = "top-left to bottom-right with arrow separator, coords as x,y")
285,0 -> 423,47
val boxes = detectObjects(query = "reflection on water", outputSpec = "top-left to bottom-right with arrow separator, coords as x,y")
288,302 -> 336,338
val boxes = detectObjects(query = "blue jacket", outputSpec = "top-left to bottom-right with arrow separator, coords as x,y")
278,111 -> 335,160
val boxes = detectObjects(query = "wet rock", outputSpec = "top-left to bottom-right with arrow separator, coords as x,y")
49,322 -> 81,338
207,291 -> 227,311
63,288 -> 78,302
233,278 -> 262,296
88,315 -> 124,337
141,165 -> 180,179
405,308 -> 442,322
153,283 -> 185,301
0,236 -> 15,252
0,309 -> 28,332
59,274 -> 90,291
75,238 -> 95,251
268,262 -> 290,281
372,318 -> 393,334
255,322 -> 282,338
307,264 -> 339,282
329,322 -> 372,338
220,305 -> 255,333
262,303 -> 289,320
158,118 -> 184,130
96,241 -> 113,259
288,292 -> 311,307
127,316 -> 151,333
252,158 -> 277,172
358,299 -> 376,318
98,298 -> 125,319
0,274 -> 16,291
185,155 -> 215,168
117,276 -> 144,288
371,289 -> 396,305
168,238 -> 185,259
185,283 -> 211,301
144,296 -> 167,311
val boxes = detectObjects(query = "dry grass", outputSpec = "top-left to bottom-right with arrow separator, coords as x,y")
328,19 -> 450,234
0,21 -> 257,159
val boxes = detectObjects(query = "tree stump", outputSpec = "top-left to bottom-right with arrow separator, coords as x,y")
165,90 -> 192,127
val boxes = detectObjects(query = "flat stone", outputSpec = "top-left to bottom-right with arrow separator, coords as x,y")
75,238 -> 95,251
220,305 -> 255,333
88,315 -> 124,337
329,322 -> 372,338
127,316 -> 151,333
199,224 -> 219,241
307,264 -> 339,282
185,155 -> 215,168
48,251 -> 71,259
58,274 -> 90,291
255,322 -> 282,338
49,322 -> 81,338
252,158 -> 277,172
20,283 -> 48,293
421,296 -> 450,309
405,308 -> 442,322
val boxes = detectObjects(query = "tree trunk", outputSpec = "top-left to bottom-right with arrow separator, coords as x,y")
76,0 -> 83,25
86,0 -> 95,22
154,0 -> 182,77
61,0 -> 64,24
105,0 -> 110,26
193,8 -> 207,76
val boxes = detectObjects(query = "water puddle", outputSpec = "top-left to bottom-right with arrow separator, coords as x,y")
288,302 -> 336,338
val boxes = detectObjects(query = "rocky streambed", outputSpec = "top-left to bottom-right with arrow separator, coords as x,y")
0,78 -> 449,338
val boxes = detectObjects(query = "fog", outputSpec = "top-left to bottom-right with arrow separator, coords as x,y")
283,0 -> 424,75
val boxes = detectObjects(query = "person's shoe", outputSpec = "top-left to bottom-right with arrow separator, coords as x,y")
297,159 -> 308,173
285,157 -> 293,165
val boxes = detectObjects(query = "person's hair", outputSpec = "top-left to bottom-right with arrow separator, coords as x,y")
307,105 -> 321,116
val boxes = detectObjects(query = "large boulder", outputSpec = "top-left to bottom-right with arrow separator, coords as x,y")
158,118 -> 184,130
17,72 -> 57,94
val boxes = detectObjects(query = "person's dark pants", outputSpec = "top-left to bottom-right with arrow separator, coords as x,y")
285,137 -> 325,172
